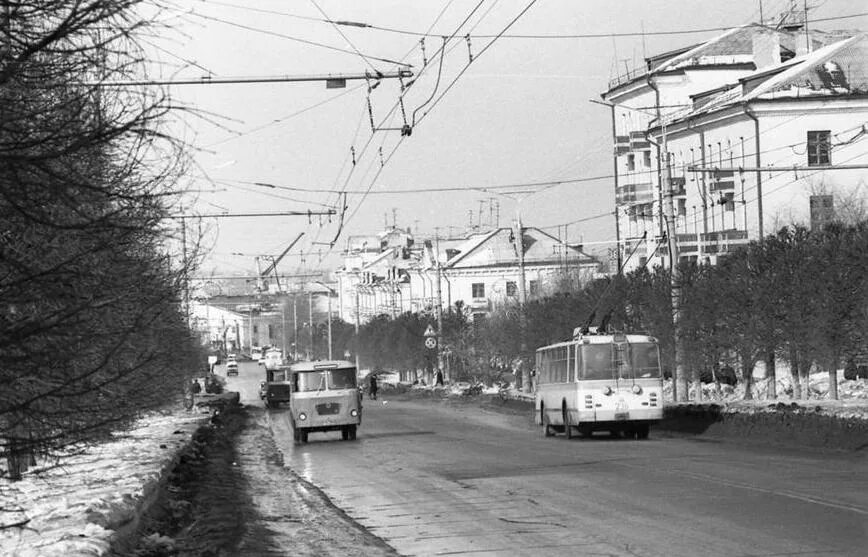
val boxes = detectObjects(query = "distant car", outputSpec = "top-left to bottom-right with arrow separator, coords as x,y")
226,360 -> 239,376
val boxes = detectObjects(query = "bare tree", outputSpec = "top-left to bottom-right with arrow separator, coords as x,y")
0,0 -> 202,495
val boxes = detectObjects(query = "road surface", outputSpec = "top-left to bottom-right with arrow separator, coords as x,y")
225,364 -> 867,556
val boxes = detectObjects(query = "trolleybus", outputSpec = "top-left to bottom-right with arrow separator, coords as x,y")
535,327 -> 663,439
288,360 -> 362,443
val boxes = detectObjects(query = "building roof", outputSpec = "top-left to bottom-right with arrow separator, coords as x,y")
654,33 -> 867,128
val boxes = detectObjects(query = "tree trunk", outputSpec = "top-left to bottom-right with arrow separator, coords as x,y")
800,357 -> 810,400
829,351 -> 839,400
741,358 -> 754,400
789,349 -> 802,400
765,350 -> 776,400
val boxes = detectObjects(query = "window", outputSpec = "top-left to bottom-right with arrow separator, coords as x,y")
643,150 -> 651,168
723,192 -> 735,212
472,282 -> 485,298
506,281 -> 517,296
529,280 -> 539,296
627,154 -> 635,171
807,130 -> 831,166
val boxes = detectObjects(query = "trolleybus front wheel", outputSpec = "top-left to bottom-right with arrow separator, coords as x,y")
299,429 -> 308,443
348,424 -> 357,440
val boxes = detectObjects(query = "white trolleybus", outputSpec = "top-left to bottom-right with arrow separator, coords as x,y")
535,327 -> 663,439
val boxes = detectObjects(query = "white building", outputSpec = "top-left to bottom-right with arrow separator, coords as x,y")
336,226 -> 600,324
601,22 -> 864,270
189,301 -> 246,352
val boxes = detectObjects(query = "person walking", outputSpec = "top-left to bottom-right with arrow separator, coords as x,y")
369,373 -> 378,400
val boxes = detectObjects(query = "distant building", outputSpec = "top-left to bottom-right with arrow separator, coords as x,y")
602,22 -> 866,270
336,225 -> 600,324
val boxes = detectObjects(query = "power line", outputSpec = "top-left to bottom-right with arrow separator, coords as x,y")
188,10 -> 412,68
310,0 -> 379,74
352,11 -> 868,39
415,0 -> 540,127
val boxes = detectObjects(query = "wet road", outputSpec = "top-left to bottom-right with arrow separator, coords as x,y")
225,364 -> 868,556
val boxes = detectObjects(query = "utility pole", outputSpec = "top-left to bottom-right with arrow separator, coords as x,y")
354,287 -> 361,373
514,214 -> 530,393
308,291 -> 314,360
434,231 -> 445,381
281,304 -> 287,358
661,133 -> 687,402
293,295 -> 298,360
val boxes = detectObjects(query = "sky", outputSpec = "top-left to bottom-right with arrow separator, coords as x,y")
149,0 -> 868,281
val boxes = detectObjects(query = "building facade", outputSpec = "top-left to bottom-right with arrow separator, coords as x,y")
602,22 -> 865,270
336,226 -> 600,324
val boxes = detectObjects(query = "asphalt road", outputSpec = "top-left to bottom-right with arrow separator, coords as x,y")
224,363 -> 867,557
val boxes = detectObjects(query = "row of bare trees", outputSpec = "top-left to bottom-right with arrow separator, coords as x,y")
1,0 -> 201,490
349,223 -> 868,399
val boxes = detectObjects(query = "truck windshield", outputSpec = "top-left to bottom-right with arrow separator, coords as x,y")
296,371 -> 326,392
328,368 -> 357,390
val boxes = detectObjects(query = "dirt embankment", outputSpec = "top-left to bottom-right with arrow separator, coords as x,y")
113,403 -> 398,557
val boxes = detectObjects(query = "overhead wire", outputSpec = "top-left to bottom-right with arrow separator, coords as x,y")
309,0 -> 380,74
187,10 -> 411,67
353,11 -> 868,39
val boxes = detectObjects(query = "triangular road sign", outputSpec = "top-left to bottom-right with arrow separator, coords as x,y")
423,324 -> 437,337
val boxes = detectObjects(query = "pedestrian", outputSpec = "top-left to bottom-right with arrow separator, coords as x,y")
369,373 -> 378,400
435,369 -> 443,386
191,378 -> 202,394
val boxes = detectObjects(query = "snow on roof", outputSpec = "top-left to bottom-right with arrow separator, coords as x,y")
656,33 -> 867,127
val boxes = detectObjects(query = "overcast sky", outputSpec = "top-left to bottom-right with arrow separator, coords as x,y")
153,0 -> 868,279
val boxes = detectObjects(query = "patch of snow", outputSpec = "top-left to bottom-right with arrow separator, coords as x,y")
0,406 -> 213,556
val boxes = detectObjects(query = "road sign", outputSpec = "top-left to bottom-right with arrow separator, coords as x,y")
423,324 -> 437,337
425,337 -> 437,350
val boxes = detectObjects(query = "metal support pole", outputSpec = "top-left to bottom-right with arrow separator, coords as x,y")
327,290 -> 333,360
308,291 -> 314,360
434,233 -> 444,381
354,288 -> 361,373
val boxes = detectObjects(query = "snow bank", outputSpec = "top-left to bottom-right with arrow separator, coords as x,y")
0,406 -> 213,556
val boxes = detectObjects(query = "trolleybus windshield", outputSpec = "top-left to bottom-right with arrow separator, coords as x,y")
583,342 -> 661,379
631,343 -> 661,378
584,344 -> 614,380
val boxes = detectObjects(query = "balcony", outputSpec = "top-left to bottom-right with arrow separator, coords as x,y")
677,233 -> 699,254
614,135 -> 630,156
629,131 -> 650,150
701,230 -> 749,254
708,169 -> 736,192
616,182 -> 655,205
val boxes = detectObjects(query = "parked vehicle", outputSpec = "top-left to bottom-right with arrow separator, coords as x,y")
226,360 -> 239,376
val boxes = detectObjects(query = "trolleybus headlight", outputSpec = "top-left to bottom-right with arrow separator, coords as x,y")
350,409 -> 358,417
603,386 -> 613,396
298,412 -> 307,421
632,384 -> 643,395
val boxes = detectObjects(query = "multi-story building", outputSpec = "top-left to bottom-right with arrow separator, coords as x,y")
336,225 -> 600,324
602,21 -> 864,270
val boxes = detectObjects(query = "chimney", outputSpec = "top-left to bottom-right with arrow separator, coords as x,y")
752,32 -> 781,70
